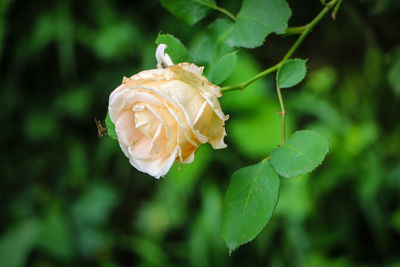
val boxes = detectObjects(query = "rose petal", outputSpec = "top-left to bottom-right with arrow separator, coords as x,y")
115,111 -> 152,160
207,112 -> 227,149
148,80 -> 209,143
182,149 -> 196,164
131,85 -> 200,147
145,104 -> 177,153
200,91 -> 229,121
134,105 -> 162,138
193,94 -> 228,149
109,88 -> 130,122
115,111 -> 140,146
148,124 -> 168,158
193,101 -> 213,136
176,122 -> 198,163
115,110 -> 158,160
128,147 -> 178,178
128,69 -> 174,83
126,91 -> 164,106
129,135 -> 153,159
171,63 -> 222,97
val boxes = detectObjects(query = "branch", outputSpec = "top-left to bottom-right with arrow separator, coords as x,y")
221,0 -> 338,93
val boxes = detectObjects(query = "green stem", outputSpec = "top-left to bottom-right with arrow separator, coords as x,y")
276,85 -> 286,144
214,5 -> 236,21
221,0 -> 338,93
332,0 -> 343,20
284,25 -> 308,36
221,64 -> 281,92
197,0 -> 236,21
282,3 -> 334,61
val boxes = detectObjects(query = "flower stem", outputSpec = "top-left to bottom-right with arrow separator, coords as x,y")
220,0 -> 338,93
276,85 -> 286,144
221,64 -> 281,92
284,25 -> 308,36
282,2 -> 335,62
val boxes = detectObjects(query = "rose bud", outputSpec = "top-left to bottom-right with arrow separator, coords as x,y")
108,44 -> 229,178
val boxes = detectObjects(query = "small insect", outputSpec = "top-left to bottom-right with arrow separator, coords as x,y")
95,118 -> 107,138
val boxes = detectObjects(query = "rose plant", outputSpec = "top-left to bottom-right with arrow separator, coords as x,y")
103,0 -> 342,252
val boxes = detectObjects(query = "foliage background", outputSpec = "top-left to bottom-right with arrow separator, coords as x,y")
1,0 -> 400,266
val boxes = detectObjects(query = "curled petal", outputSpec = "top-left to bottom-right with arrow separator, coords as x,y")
128,147 -> 178,178
131,85 -> 200,147
134,105 -> 162,138
171,63 -> 222,97
193,101 -> 213,136
200,91 -> 229,121
156,44 -> 174,69
145,104 -> 177,153
207,113 -> 227,149
193,100 -> 228,149
150,79 -> 209,143
148,124 -> 168,158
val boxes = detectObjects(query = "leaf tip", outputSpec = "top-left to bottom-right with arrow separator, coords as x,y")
227,242 -> 237,254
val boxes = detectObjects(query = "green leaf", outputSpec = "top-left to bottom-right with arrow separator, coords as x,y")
72,184 -> 118,226
277,59 -> 307,88
270,130 -> 330,178
36,208 -> 74,260
190,18 -> 234,65
221,160 -> 280,252
155,33 -> 189,63
105,113 -> 117,140
207,51 -> 237,84
227,0 -> 291,48
0,219 -> 41,267
160,0 -> 216,25
388,55 -> 400,95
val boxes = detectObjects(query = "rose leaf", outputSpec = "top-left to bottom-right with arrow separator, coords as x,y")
221,159 -> 280,252
160,0 -> 216,25
270,130 -> 330,178
227,0 -> 292,48
207,51 -> 237,85
277,59 -> 307,88
190,18 -> 234,65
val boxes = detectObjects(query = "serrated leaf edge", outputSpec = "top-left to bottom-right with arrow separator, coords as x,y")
224,160 -> 281,252
277,59 -> 308,88
270,130 -> 330,178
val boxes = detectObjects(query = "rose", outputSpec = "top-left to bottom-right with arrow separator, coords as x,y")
108,44 -> 228,178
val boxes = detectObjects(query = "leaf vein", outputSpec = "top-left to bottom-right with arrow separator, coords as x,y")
285,144 -> 317,164
237,14 -> 273,29
241,159 -> 266,218
194,0 -> 215,9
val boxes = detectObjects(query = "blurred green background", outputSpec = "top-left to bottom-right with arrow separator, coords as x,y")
1,0 -> 400,266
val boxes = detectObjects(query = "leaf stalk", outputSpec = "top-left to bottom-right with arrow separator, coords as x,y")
214,5 -> 236,21
276,85 -> 286,144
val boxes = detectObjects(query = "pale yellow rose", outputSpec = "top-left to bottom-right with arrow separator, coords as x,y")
108,44 -> 229,178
